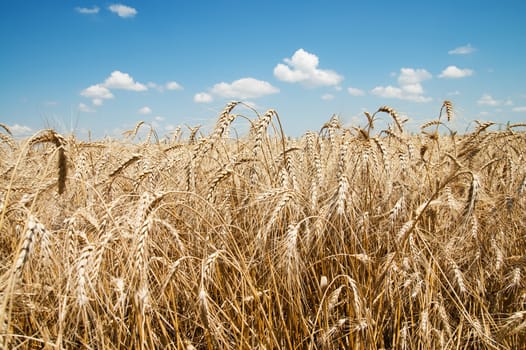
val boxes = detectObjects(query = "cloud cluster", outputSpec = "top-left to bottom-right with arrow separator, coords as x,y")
477,94 -> 513,107
77,46 -> 484,119
371,68 -> 432,103
76,3 -> 137,18
195,78 -> 279,103
80,71 -> 185,109
81,71 -> 144,106
274,49 -> 343,87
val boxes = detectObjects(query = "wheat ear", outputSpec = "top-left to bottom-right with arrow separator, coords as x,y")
29,129 -> 68,194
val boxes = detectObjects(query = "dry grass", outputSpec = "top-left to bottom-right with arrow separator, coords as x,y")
1,102 -> 526,349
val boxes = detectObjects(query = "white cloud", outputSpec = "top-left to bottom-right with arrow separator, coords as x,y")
165,81 -> 183,90
347,87 -> 365,96
108,4 -> 137,18
80,84 -> 114,106
210,77 -> 279,99
512,106 -> 526,112
194,92 -> 213,103
9,124 -> 33,136
154,116 -> 165,122
477,94 -> 500,106
371,68 -> 432,103
401,83 -> 424,95
103,71 -> 147,91
448,44 -> 476,55
146,81 -> 183,92
321,93 -> 334,100
81,84 -> 114,99
78,103 -> 95,112
448,90 -> 461,96
371,86 -> 432,103
138,106 -> 152,115
75,6 -> 100,14
147,82 -> 165,92
398,68 -> 432,85
273,48 -> 343,87
439,65 -> 474,78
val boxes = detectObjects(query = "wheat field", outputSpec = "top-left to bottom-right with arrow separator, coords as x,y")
1,101 -> 525,349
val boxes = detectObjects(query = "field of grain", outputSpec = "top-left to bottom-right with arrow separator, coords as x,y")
1,101 -> 525,349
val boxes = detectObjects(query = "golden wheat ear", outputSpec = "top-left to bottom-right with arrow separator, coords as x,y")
28,129 -> 68,194
0,123 -> 12,135
442,100 -> 454,121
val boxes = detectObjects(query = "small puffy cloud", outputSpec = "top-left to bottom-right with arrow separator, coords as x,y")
154,116 -> 165,122
210,77 -> 279,99
371,86 -> 432,103
75,6 -> 100,14
448,44 -> 476,55
194,92 -> 213,103
9,124 -> 33,136
165,81 -> 183,90
147,81 -> 183,92
108,4 -> 137,18
81,84 -> 114,99
371,86 -> 402,98
274,48 -> 343,87
398,68 -> 432,85
138,106 -> 152,115
401,83 -> 424,95
78,103 -> 95,112
347,87 -> 365,96
512,106 -> 526,112
439,65 -> 474,79
103,71 -> 147,91
371,68 -> 432,103
321,93 -> 334,101
80,84 -> 114,106
477,94 -> 500,106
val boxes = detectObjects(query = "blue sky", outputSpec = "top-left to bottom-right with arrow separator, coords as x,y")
1,1 -> 525,139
